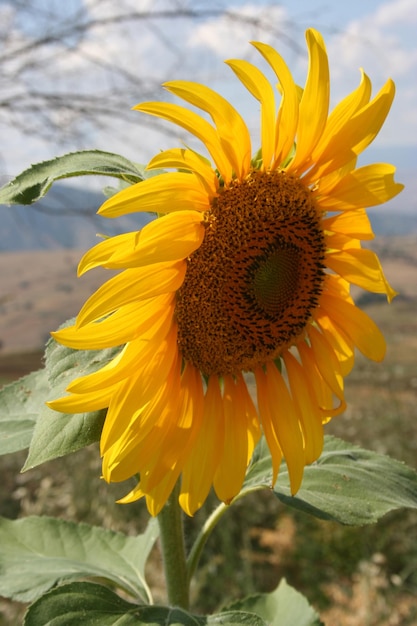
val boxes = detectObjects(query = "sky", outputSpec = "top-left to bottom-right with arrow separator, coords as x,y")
1,0 -> 416,214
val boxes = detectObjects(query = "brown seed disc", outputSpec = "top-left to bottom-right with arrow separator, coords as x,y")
175,170 -> 326,376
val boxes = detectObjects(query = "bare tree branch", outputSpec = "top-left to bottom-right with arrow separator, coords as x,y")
0,1 -> 302,149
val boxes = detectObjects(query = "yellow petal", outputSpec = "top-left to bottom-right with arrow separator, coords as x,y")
254,366 -> 283,486
98,172 -> 209,217
67,316 -> 173,395
318,163 -> 404,210
283,351 -> 324,464
147,148 -> 218,197
307,326 -> 344,401
297,341 -> 346,421
79,210 -> 205,273
117,482 -> 145,505
309,79 -> 395,181
319,293 -> 386,361
135,101 -> 232,182
326,231 -> 362,251
322,208 -> 374,241
314,310 -> 355,376
76,260 -> 185,327
264,361 -> 305,494
164,80 -> 252,179
226,58 -> 276,169
288,28 -> 329,174
326,247 -> 397,301
144,470 -> 184,517
52,293 -> 174,350
180,375 -> 225,516
324,273 -> 353,301
101,357 -> 181,466
77,232 -> 137,275
119,464 -> 183,516
303,69 -> 371,184
100,334 -> 181,454
316,157 -> 358,196
251,41 -> 299,167
213,375 -> 260,503
139,363 -> 205,497
47,383 -> 117,413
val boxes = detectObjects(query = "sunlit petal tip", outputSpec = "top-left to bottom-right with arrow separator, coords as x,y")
132,101 -> 153,112
290,472 -> 304,496
116,485 -> 144,505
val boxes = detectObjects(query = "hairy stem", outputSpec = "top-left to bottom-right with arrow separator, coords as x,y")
157,482 -> 189,610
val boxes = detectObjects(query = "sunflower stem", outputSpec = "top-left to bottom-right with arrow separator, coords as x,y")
157,481 -> 189,610
186,485 -> 268,582
186,501 -> 229,583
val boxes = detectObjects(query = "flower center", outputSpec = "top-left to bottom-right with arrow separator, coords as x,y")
175,170 -> 326,376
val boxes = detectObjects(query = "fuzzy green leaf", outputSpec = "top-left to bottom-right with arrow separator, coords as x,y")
244,435 -> 417,525
21,402 -> 106,471
0,517 -> 158,603
22,334 -> 120,470
0,369 -> 47,455
227,578 -> 322,626
0,150 -> 145,205
0,321 -> 121,464
23,582 -> 267,626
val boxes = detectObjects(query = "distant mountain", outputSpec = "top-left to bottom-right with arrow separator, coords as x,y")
0,183 -> 150,251
368,209 -> 417,236
0,181 -> 415,252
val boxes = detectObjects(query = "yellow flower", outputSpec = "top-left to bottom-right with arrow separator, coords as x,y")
48,28 -> 403,516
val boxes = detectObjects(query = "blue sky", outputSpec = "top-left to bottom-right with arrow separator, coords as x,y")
1,0 -> 416,213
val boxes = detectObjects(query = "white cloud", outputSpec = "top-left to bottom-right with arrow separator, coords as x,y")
326,0 -> 417,78
2,0 -> 417,179
374,0 -> 417,25
187,3 -> 291,58
320,0 -> 417,146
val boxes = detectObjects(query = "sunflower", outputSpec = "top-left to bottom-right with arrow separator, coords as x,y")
48,28 -> 403,516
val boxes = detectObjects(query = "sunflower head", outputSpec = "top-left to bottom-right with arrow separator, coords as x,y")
48,28 -> 403,516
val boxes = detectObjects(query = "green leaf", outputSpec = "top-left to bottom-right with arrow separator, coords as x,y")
244,435 -> 417,525
0,150 -> 145,205
22,334 -> 121,470
0,320 -> 121,464
23,582 -> 267,626
21,402 -> 106,471
23,583 -> 144,626
227,578 -> 322,626
0,369 -> 47,455
0,516 -> 158,603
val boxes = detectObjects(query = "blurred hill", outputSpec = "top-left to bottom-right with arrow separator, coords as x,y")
0,183 -> 150,251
